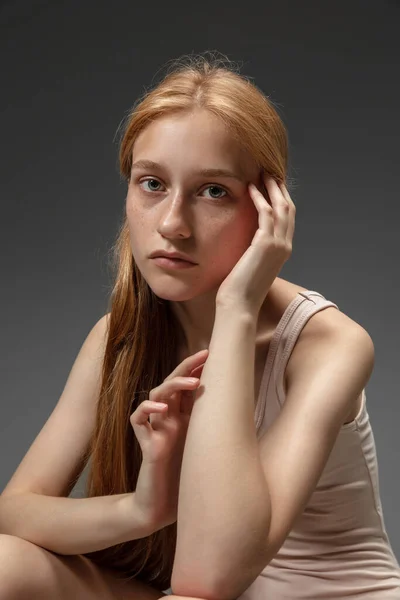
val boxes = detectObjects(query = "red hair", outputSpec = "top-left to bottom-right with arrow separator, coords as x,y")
81,51 -> 290,591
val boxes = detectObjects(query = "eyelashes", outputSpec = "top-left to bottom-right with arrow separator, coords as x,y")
138,178 -> 229,201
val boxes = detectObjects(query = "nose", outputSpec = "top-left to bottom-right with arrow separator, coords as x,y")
156,191 -> 192,239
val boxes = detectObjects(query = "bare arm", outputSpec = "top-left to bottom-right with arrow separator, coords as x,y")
0,490 -> 156,555
171,306 -> 271,598
0,313 -> 158,556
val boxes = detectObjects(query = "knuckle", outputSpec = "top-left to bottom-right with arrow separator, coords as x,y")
166,418 -> 180,432
258,238 -> 273,251
269,238 -> 283,250
152,377 -> 181,398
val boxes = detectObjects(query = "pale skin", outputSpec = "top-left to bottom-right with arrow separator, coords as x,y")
126,108 -> 266,354
125,108 -> 364,428
127,109 -> 373,598
0,108 -> 372,599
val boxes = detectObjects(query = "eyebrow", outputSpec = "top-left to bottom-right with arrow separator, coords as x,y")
130,159 -> 244,181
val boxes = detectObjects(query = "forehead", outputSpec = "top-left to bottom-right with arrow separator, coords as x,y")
131,110 -> 259,180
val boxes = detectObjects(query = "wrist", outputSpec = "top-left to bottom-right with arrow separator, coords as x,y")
118,492 -> 160,540
215,299 -> 258,323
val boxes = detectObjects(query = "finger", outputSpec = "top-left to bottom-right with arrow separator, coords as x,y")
174,364 -> 205,418
179,364 -> 205,416
189,362 -> 206,378
165,349 -> 209,382
278,181 -> 296,211
264,177 -> 290,240
278,182 -> 296,244
179,388 -> 196,416
151,377 -> 200,401
150,389 -> 180,425
149,376 -> 200,422
248,183 -> 274,239
130,400 -> 168,428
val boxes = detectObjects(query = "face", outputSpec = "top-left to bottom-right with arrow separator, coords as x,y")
126,109 -> 263,304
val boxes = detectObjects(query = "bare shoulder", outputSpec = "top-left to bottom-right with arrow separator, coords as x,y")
276,277 -> 374,372
285,287 -> 374,391
86,312 -> 111,356
276,277 -> 369,334
271,279 -> 374,425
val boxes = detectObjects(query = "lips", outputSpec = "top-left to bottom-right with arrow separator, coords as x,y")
158,255 -> 194,263
150,250 -> 197,264
152,256 -> 197,269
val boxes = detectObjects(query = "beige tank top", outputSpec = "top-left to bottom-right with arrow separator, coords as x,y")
239,290 -> 400,599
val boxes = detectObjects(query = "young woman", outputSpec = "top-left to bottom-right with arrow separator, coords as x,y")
1,53 -> 399,600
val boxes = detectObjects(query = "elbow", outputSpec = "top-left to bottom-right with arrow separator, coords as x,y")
171,483 -> 271,598
171,557 -> 230,600
171,573 -> 218,600
171,541 -> 271,600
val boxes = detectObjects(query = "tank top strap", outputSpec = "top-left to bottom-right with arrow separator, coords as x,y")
272,290 -> 340,406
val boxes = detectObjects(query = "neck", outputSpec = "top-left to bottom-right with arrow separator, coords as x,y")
173,278 -> 283,361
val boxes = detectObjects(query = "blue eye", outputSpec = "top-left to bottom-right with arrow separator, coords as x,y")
140,179 -> 162,192
203,185 -> 227,200
139,179 -> 228,201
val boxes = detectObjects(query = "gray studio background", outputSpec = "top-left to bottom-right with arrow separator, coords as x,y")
1,0 -> 399,559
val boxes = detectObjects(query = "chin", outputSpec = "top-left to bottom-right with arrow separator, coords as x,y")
146,281 -> 200,303
159,290 -> 200,302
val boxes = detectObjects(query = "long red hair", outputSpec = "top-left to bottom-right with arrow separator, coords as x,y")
81,51 -> 290,591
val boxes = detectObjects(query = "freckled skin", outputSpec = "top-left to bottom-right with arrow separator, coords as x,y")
125,109 -> 264,352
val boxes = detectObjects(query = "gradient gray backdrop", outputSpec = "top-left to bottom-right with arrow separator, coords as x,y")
1,0 -> 399,560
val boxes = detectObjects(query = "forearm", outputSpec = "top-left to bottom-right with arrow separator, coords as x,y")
0,490 -> 155,555
173,306 -> 271,592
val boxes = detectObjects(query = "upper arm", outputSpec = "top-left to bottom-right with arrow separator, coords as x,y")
1,313 -> 110,499
257,309 -> 375,564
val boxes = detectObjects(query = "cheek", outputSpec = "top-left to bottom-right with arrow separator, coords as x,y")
217,209 -> 258,253
205,212 -> 258,275
125,199 -> 144,255
126,192 -> 138,219
126,194 -> 147,233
